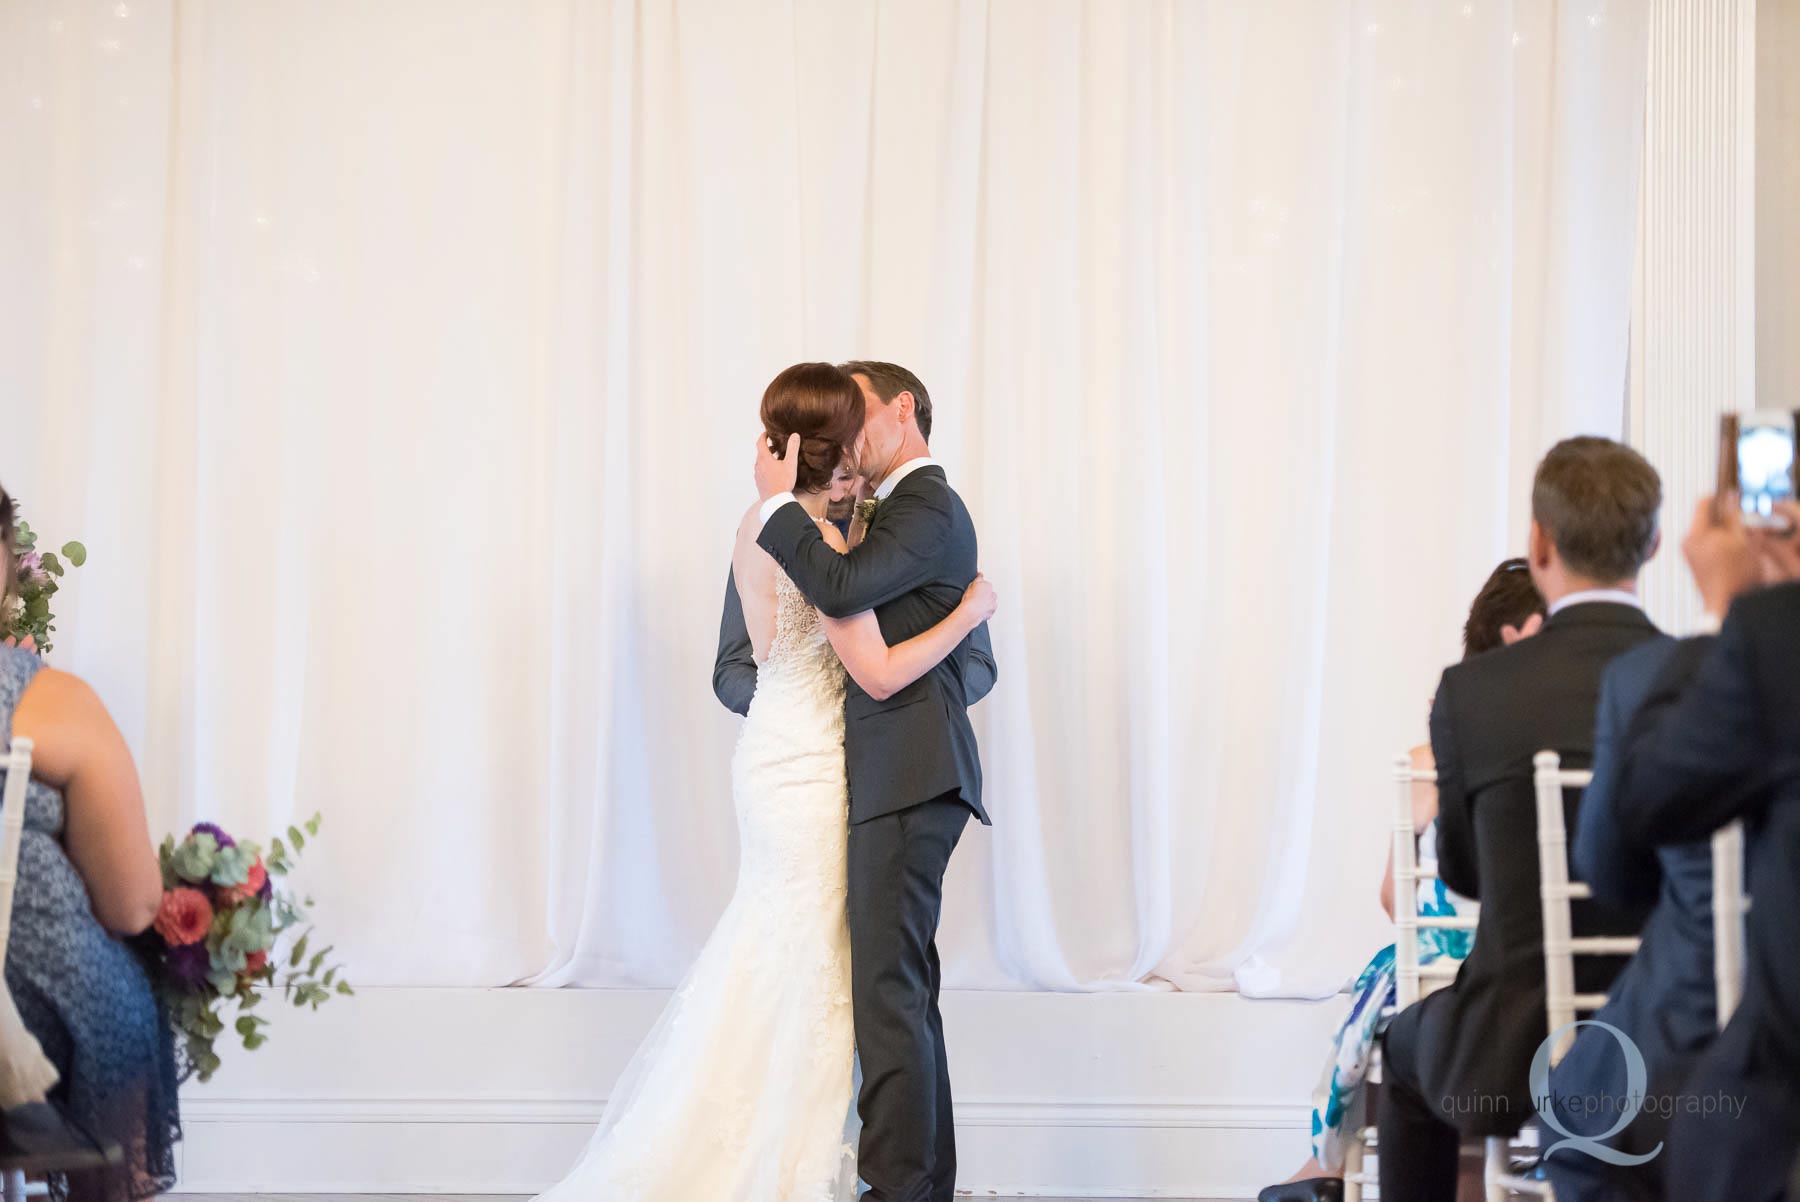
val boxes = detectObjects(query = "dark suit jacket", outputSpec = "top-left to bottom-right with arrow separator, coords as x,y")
1386,601 -> 1659,1136
1547,636 -> 1718,1148
749,465 -> 993,825
1616,581 -> 1800,1077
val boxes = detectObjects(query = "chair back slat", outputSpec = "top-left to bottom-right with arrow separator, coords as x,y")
1393,753 -> 1424,1009
1711,820 -> 1748,1028
0,738 -> 33,964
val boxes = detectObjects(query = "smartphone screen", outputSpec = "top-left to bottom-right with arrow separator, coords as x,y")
1738,411 -> 1797,526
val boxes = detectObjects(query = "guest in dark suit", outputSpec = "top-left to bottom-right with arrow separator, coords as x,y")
1541,633 -> 1720,1202
1378,437 -> 1664,1202
1609,497 -> 1800,1202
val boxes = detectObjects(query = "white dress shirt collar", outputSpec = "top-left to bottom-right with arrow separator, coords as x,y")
875,456 -> 940,501
1548,588 -> 1643,617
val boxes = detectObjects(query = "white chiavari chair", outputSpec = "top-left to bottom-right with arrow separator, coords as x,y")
1533,752 -> 1641,1062
1342,754 -> 1483,1202
0,737 -> 49,1202
0,737 -> 122,1202
1524,751 -> 1651,1200
1710,820 -> 1749,1029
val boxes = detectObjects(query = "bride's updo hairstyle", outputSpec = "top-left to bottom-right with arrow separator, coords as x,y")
760,362 -> 864,494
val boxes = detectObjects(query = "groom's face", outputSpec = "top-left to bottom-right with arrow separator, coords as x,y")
853,373 -> 901,483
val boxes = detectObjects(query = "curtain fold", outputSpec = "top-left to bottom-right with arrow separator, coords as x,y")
0,0 -> 1646,994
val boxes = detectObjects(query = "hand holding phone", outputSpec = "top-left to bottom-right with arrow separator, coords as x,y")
1722,411 -> 1797,530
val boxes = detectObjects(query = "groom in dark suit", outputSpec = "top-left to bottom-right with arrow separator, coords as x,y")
716,361 -> 994,1202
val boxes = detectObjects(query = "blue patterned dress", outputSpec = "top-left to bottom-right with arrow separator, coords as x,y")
1308,822 -> 1471,1172
0,647 -> 179,1201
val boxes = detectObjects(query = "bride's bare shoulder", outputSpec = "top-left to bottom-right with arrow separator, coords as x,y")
733,506 -> 775,582
736,502 -> 767,544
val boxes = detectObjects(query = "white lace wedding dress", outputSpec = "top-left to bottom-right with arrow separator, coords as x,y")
537,567 -> 859,1202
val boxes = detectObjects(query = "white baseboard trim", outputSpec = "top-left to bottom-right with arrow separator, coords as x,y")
181,1094 -> 1310,1130
173,987 -> 1343,1200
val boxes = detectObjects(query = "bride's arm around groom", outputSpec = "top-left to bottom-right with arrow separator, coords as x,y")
712,568 -> 996,716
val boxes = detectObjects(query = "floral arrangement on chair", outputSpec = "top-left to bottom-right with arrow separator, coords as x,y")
3,508 -> 86,654
143,816 -> 352,1082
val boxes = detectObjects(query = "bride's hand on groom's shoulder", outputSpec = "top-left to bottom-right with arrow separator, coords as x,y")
754,432 -> 801,502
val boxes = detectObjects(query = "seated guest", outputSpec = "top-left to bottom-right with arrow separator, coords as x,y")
1259,558 -> 1546,1202
0,487 -> 180,1201
1610,496 -> 1800,1202
1377,438 -> 1663,1202
1542,624 -> 1725,1200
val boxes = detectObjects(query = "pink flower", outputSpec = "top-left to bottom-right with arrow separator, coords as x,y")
219,860 -> 267,906
153,887 -> 214,947
242,950 -> 269,976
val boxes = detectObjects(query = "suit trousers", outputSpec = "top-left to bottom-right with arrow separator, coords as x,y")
1377,1020 -> 1462,1202
848,794 -> 970,1202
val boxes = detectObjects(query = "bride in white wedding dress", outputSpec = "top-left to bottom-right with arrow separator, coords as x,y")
536,363 -> 996,1202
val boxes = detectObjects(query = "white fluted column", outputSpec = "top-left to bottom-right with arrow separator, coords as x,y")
1631,0 -> 1758,630
1760,0 -> 1800,406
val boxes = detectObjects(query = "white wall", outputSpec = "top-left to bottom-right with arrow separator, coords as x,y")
176,989 -> 1343,1200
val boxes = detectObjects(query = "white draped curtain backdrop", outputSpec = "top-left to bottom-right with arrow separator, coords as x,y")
1,0 -> 1646,994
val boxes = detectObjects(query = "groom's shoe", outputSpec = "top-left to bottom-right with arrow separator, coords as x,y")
1256,1179 -> 1344,1202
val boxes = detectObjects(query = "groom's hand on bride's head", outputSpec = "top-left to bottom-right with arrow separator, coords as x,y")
755,431 -> 801,502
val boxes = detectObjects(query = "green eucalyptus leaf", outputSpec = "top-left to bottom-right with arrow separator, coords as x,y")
170,833 -> 220,883
210,843 -> 256,887
61,541 -> 86,567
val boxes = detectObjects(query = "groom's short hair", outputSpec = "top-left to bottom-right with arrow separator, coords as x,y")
841,360 -> 932,441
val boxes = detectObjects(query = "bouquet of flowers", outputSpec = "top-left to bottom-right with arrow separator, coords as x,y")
4,510 -> 86,654
143,815 -> 351,1082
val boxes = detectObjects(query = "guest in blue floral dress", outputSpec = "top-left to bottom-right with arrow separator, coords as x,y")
1,491 -> 179,1201
1258,558 -> 1544,1202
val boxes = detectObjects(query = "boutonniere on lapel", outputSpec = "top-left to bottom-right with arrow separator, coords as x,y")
855,497 -> 882,527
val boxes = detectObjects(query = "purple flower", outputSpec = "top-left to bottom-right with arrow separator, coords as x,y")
16,553 -> 40,577
164,942 -> 210,989
257,870 -> 273,900
189,822 -> 236,849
